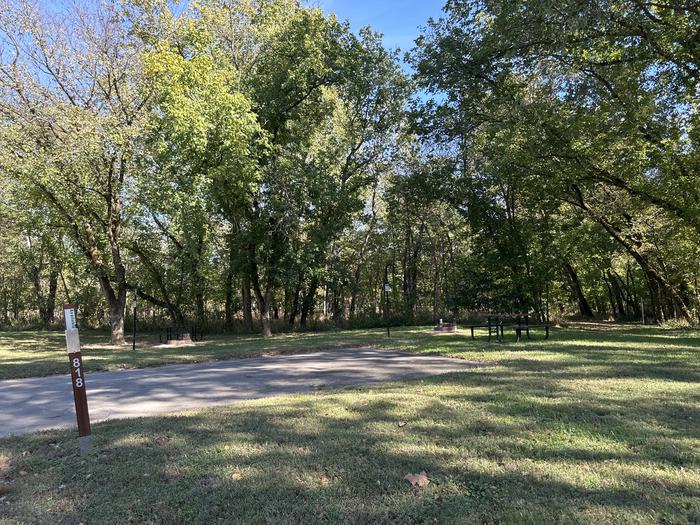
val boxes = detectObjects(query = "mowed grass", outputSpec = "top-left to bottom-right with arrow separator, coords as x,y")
1,324 -> 562,379
0,325 -> 699,523
0,327 -> 425,380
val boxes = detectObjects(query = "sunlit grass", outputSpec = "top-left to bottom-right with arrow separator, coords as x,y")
1,323 -> 700,380
0,325 -> 698,523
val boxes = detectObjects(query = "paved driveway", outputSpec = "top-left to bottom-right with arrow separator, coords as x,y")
0,348 -> 475,437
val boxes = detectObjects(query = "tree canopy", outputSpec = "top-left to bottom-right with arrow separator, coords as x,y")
1,0 -> 698,340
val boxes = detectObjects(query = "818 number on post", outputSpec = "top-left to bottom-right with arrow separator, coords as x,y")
71,356 -> 84,388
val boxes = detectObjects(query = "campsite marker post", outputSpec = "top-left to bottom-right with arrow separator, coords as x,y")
63,304 -> 92,455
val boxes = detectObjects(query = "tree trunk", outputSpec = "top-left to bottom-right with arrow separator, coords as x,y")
242,278 -> 253,332
603,274 -> 618,319
349,200 -> 377,318
300,278 -> 318,328
60,270 -> 72,305
332,288 -> 344,327
30,263 -> 44,326
1,286 -> 8,324
224,242 -> 235,329
195,290 -> 205,325
569,185 -> 692,322
45,266 -> 58,325
12,288 -> 19,320
623,265 -> 642,318
349,266 -> 362,319
608,272 -> 627,319
402,224 -> 422,324
646,276 -> 665,323
563,262 -> 594,318
594,296 -> 607,318
249,255 -> 273,338
288,281 -> 301,326
225,272 -> 234,330
260,290 -> 272,337
107,285 -> 127,345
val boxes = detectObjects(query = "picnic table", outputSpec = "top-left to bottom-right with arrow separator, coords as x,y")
467,313 -> 550,342
434,319 -> 458,332
159,324 -> 204,344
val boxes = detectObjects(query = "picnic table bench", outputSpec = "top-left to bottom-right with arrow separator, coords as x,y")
159,324 -> 204,344
467,313 -> 550,342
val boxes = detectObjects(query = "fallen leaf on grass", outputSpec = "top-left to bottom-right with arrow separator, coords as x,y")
404,471 -> 430,488
398,420 -> 408,428
230,468 -> 242,481
319,474 -> 331,486
163,464 -> 183,480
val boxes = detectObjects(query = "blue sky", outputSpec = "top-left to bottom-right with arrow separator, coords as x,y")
42,0 -> 445,68
316,0 -> 445,53
44,1 -> 445,56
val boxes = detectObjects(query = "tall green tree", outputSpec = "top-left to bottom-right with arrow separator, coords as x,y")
413,0 -> 700,322
0,0 -> 152,342
134,15 -> 263,326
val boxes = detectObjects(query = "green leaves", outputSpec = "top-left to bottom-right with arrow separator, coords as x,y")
411,0 -> 700,320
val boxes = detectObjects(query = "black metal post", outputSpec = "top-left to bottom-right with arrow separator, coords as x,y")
384,263 -> 392,337
132,286 -> 138,351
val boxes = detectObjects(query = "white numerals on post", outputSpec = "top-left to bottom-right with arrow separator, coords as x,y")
63,303 -> 92,455
72,358 -> 84,389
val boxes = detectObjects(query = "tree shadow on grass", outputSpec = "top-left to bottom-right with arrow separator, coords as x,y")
2,325 -> 700,523
2,366 -> 699,524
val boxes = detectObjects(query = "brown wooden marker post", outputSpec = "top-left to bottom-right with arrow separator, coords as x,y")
63,304 -> 92,455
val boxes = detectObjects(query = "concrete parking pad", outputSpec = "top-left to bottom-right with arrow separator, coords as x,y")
0,347 -> 475,437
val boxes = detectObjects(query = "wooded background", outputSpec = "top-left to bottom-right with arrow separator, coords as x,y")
0,0 -> 697,342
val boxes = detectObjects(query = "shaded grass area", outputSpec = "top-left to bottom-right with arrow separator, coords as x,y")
0,326 -> 699,523
2,322 -> 696,380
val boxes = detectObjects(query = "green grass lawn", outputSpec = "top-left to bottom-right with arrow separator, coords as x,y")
0,325 -> 699,523
0,327 -> 410,380
0,324 -> 549,380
